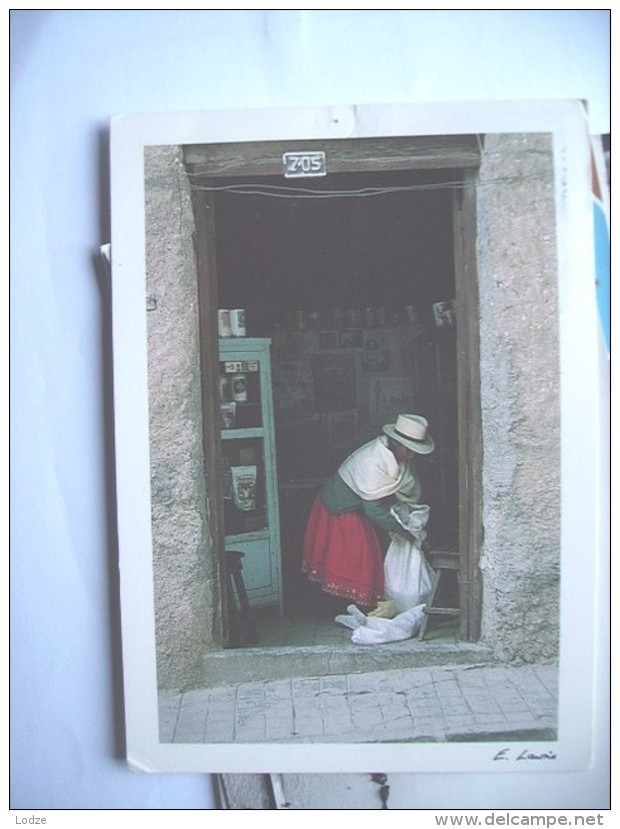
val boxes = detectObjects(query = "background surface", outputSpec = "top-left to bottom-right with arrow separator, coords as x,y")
10,9 -> 610,810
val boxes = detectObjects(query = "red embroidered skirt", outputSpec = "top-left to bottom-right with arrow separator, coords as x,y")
301,495 -> 384,608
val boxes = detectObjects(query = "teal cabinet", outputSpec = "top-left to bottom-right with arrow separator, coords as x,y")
219,338 -> 282,609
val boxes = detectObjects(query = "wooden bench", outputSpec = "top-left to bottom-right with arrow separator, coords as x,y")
225,550 -> 258,647
418,549 -> 460,640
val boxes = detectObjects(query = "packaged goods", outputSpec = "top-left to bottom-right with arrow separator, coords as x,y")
231,465 -> 257,511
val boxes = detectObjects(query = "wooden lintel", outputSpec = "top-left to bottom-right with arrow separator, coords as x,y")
183,135 -> 481,178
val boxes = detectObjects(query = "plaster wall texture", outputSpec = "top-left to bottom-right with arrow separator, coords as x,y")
476,133 -> 560,662
145,146 -> 218,689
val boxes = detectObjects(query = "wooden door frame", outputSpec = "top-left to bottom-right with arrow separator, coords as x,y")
453,170 -> 483,641
191,188 -> 231,646
187,135 -> 483,642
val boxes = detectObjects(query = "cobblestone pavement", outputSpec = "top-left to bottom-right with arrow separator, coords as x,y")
159,662 -> 557,745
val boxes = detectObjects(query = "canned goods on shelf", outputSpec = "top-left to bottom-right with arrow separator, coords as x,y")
230,309 -> 246,337
218,309 -> 232,337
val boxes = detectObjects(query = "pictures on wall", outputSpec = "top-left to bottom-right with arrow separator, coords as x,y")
312,352 -> 357,412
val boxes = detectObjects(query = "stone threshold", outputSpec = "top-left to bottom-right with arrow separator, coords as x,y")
190,639 -> 496,691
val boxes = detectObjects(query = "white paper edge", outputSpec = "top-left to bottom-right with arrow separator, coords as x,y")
110,100 -> 604,774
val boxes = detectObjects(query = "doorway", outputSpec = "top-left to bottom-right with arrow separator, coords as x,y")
185,136 -> 482,645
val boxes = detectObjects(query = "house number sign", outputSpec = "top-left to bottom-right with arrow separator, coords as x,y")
282,151 -> 326,178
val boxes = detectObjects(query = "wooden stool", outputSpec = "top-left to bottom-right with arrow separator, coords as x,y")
225,550 -> 258,647
419,550 -> 460,640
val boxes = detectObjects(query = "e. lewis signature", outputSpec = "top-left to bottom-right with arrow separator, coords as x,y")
493,747 -> 557,762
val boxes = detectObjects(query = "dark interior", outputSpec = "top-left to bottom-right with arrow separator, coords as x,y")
213,168 -> 459,616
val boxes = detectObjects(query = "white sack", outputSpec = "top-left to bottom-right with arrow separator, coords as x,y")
335,603 -> 427,644
384,533 -> 435,613
390,501 -> 430,544
351,604 -> 427,644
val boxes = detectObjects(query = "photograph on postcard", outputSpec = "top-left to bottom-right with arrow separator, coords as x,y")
110,102 -> 602,773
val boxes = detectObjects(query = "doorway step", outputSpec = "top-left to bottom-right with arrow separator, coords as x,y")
195,624 -> 495,690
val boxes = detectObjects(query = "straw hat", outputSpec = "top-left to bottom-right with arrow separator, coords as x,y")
383,414 -> 435,454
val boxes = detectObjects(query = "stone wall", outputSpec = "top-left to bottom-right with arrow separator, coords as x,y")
145,146 -> 218,690
476,133 -> 561,661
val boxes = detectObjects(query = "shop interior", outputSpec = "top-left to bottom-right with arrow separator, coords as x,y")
212,168 -> 460,641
